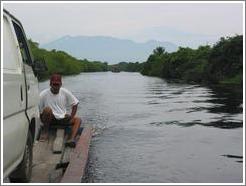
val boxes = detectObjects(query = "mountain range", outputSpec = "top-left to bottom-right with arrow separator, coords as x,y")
41,35 -> 178,64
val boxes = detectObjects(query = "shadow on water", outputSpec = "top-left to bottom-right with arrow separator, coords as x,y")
206,84 -> 243,114
221,154 -> 243,163
149,83 -> 243,129
149,119 -> 243,129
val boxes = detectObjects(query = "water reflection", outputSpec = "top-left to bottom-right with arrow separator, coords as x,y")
149,119 -> 242,129
146,80 -> 243,129
207,85 -> 243,114
221,154 -> 243,163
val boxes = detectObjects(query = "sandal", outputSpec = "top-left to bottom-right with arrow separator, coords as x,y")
65,140 -> 76,148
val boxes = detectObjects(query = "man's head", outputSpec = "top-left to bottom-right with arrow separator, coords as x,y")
50,73 -> 62,94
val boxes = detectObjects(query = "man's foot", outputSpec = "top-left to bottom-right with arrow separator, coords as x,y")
39,132 -> 49,142
65,139 -> 76,148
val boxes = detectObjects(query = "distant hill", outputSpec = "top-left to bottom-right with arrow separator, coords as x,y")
41,35 -> 178,64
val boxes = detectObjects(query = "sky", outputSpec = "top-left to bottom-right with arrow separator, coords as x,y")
2,1 -> 244,48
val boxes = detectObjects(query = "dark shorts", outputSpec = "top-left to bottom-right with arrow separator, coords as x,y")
51,116 -> 72,127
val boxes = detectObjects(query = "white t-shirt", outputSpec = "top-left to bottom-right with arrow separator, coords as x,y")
39,87 -> 79,119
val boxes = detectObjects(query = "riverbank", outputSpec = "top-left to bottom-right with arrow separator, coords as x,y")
139,35 -> 243,87
34,35 -> 242,89
29,40 -> 108,82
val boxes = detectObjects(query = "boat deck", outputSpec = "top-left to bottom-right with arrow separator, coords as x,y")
30,125 -> 92,183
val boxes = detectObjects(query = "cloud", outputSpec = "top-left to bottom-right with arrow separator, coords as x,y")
3,2 -> 243,47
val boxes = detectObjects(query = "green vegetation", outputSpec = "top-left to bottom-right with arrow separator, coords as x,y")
28,40 -> 108,81
29,35 -> 243,87
140,35 -> 243,86
108,62 -> 143,72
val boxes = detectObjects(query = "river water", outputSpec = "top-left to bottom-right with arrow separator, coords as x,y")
39,72 -> 243,183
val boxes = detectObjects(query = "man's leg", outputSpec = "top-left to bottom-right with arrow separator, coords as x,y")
68,117 -> 81,141
40,107 -> 53,141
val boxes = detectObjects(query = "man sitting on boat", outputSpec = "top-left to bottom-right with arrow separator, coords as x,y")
39,73 -> 81,147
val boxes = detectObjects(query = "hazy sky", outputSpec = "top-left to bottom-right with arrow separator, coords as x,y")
3,2 -> 244,48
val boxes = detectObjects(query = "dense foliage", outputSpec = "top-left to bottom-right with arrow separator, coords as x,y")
140,35 -> 243,85
29,35 -> 243,86
108,62 -> 143,72
28,40 -> 108,81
